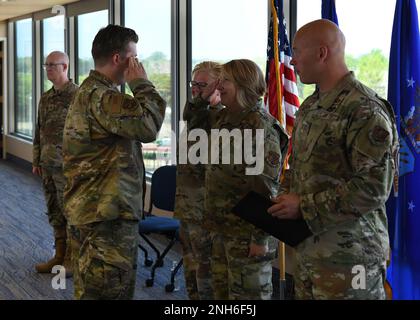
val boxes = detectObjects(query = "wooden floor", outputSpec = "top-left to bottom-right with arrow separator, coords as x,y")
0,159 -> 187,300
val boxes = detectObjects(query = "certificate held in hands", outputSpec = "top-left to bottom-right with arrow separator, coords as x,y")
231,191 -> 313,247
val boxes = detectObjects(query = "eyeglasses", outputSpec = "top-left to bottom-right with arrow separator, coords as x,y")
189,81 -> 208,88
42,63 -> 65,69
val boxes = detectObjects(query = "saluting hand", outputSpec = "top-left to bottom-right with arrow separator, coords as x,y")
209,89 -> 221,106
200,79 -> 220,103
125,57 -> 148,83
268,193 -> 302,219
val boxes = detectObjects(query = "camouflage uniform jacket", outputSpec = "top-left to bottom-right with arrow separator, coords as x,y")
63,70 -> 166,226
204,100 -> 289,244
33,81 -> 78,168
174,97 -> 223,223
288,72 -> 399,264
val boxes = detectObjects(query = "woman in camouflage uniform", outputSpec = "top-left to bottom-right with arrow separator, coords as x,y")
205,59 -> 289,299
174,61 -> 223,299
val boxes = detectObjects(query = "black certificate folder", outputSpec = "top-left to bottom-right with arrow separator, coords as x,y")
231,191 -> 313,247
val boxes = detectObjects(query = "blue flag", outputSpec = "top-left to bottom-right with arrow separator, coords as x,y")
386,0 -> 420,300
321,0 -> 339,26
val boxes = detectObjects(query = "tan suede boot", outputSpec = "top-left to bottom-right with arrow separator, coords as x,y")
35,226 -> 66,273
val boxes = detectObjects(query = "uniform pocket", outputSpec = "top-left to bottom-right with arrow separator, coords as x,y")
65,109 -> 92,145
82,258 -> 105,296
82,257 -> 130,299
299,122 -> 328,162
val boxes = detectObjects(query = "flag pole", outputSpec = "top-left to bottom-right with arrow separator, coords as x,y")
270,0 -> 287,300
278,242 -> 286,299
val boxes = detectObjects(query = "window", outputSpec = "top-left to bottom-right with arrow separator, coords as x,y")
296,0 -> 397,101
76,10 -> 108,84
191,0 -> 268,73
15,18 -> 33,137
42,15 -> 65,92
296,0 -> 321,29
335,0 -> 395,98
296,0 -> 321,101
125,0 -> 173,173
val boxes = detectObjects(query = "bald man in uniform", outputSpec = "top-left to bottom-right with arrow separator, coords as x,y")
33,51 -> 78,276
268,20 -> 399,299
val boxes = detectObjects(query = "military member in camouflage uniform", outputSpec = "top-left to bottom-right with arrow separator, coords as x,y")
268,20 -> 399,300
175,61 -> 223,300
33,51 -> 78,276
63,25 -> 166,300
204,59 -> 289,299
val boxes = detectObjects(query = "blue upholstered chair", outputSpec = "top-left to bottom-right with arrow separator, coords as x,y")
139,165 -> 183,292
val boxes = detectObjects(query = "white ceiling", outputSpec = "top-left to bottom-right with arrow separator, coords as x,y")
0,0 -> 79,22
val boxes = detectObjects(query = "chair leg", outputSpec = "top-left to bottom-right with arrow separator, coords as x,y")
165,258 -> 183,293
146,237 -> 177,287
138,243 -> 153,267
140,233 -> 163,266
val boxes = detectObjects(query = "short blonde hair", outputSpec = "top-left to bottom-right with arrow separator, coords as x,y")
192,61 -> 223,80
222,59 -> 266,108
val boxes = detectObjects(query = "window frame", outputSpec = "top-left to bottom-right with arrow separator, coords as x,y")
40,15 -> 67,93
74,9 -> 109,85
13,17 -> 35,140
122,0 -> 180,175
6,0 -> 287,162
67,0 -> 109,85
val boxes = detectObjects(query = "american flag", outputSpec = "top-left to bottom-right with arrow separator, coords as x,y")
265,0 -> 300,135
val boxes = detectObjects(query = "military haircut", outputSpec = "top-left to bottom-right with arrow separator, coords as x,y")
91,24 -> 139,67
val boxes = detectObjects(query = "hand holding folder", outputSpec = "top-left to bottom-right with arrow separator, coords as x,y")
231,191 -> 312,247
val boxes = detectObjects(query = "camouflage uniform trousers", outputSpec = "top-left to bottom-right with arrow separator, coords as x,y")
210,232 -> 275,300
179,221 -> 213,300
41,167 -> 67,228
294,254 -> 387,300
69,219 -> 139,300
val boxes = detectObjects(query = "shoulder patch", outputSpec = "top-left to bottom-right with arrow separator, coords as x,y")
111,95 -> 124,114
370,125 -> 390,145
265,151 -> 280,167
101,93 -> 124,115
